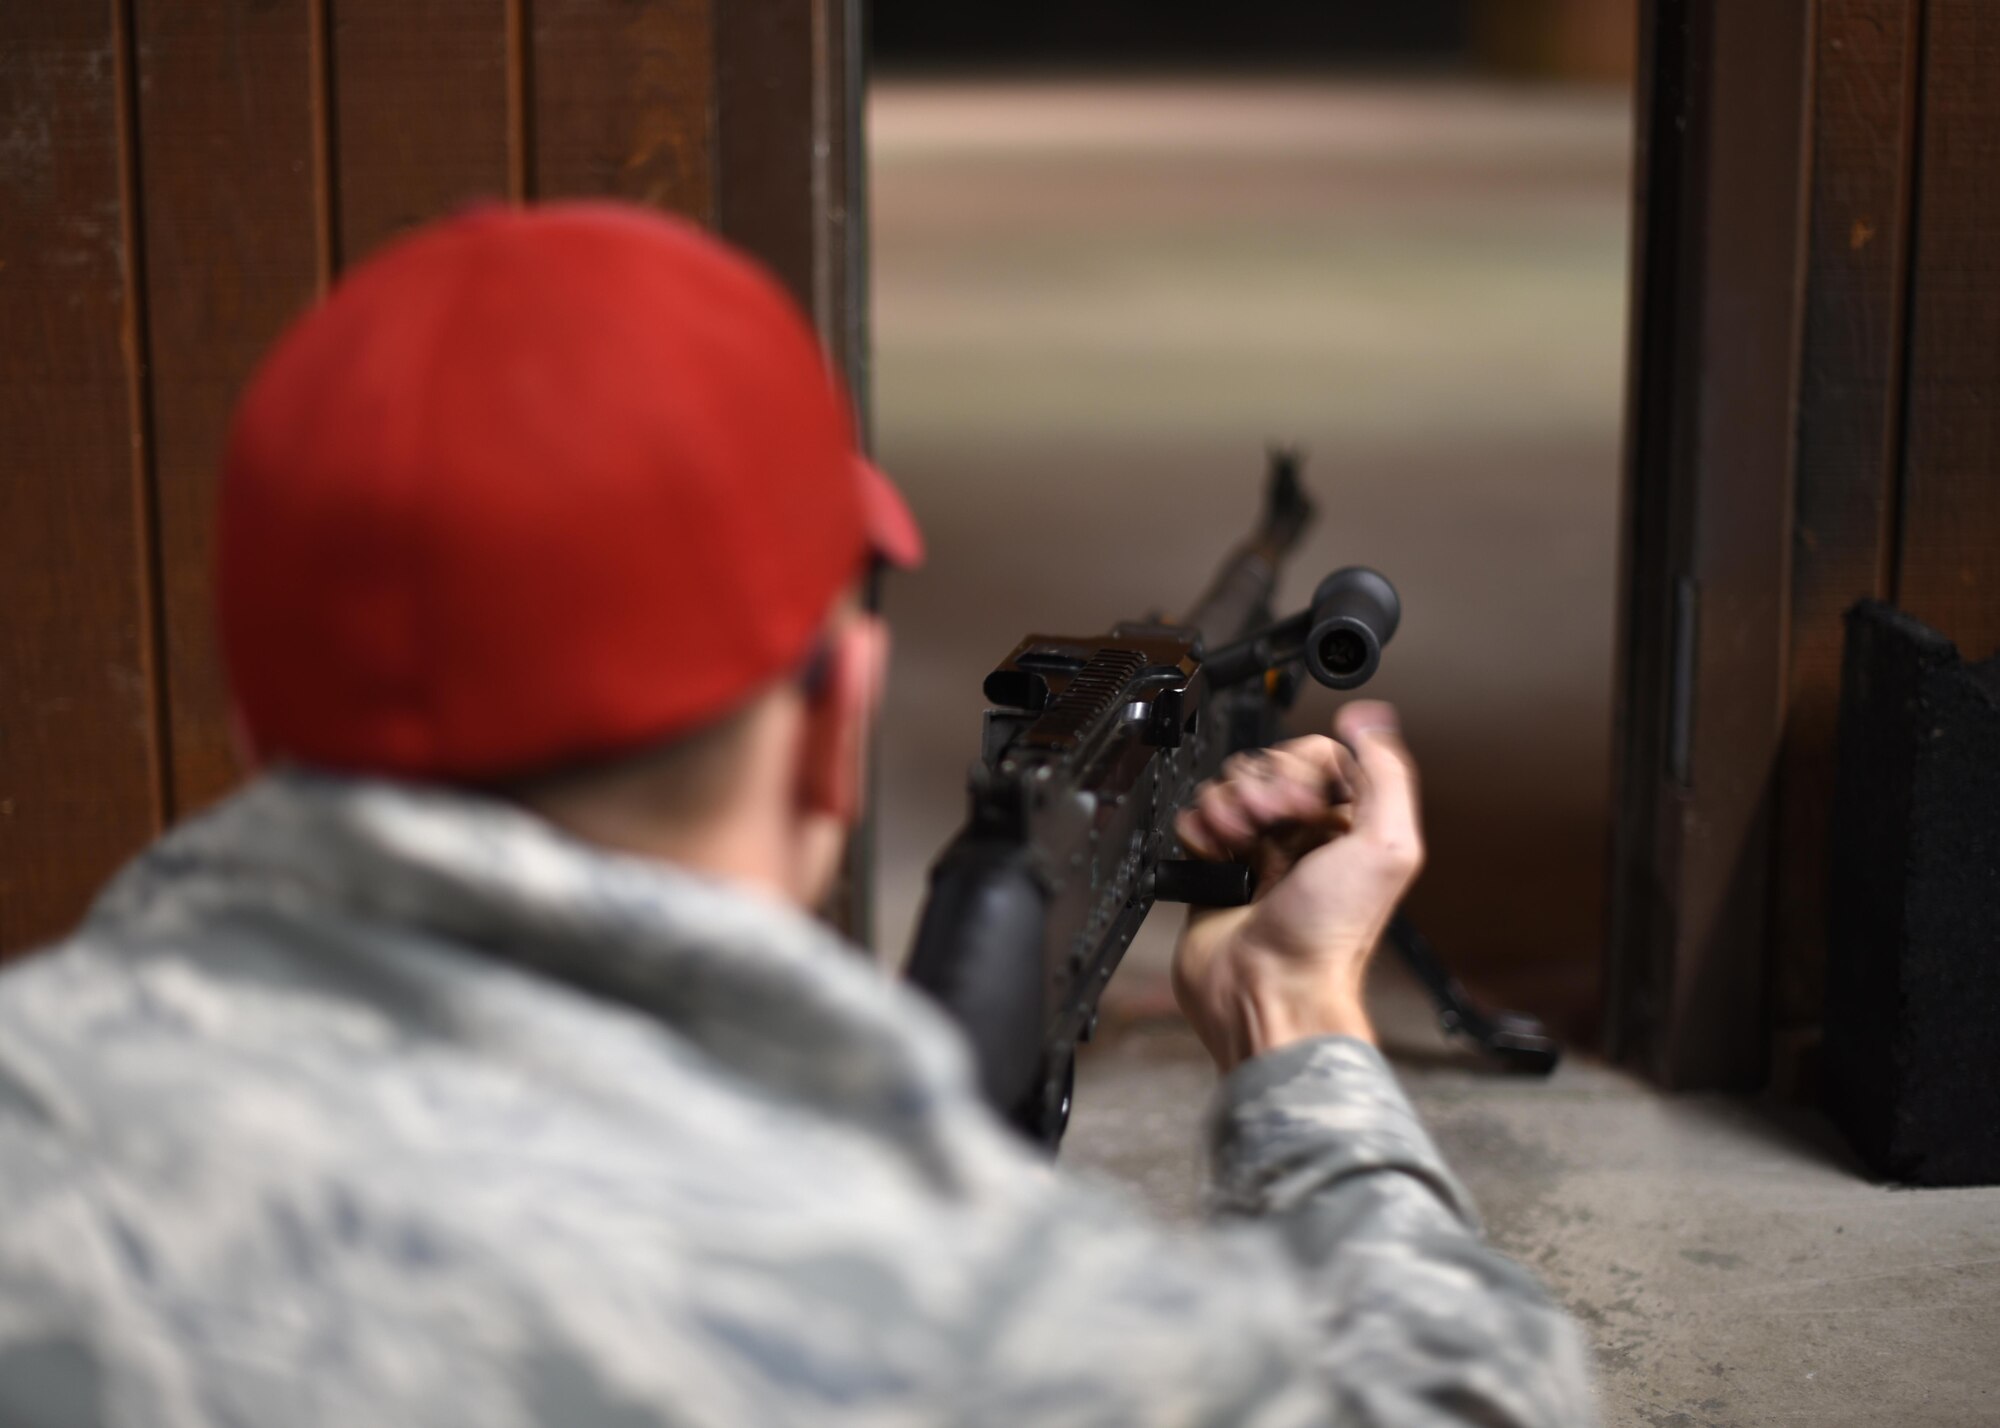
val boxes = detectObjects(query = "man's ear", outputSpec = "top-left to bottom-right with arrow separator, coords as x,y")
797,613 -> 888,825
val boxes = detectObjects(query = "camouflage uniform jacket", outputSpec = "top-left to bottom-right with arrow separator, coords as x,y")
0,771 -> 1593,1427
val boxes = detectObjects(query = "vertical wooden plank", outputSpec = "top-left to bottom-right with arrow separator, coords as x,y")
715,1 -> 816,314
0,0 -> 163,955
134,0 -> 325,818
506,0 -> 532,201
1607,0 -> 1813,1087
826,0 -> 868,427
1607,0 -> 1698,1065
331,0 -> 513,265
1898,0 -> 2000,657
714,0 -> 866,388
1665,0 -> 1812,1089
531,0 -> 715,219
1769,0 -> 1921,1052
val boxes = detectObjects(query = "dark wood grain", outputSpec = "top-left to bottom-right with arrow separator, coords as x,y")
1607,0 -> 1813,1088
1665,0 -> 1812,1089
715,0 -> 867,395
1770,0 -> 1921,1048
332,0 -> 514,264
826,0 -> 867,426
1898,0 -> 2000,659
716,1 -> 817,319
531,0 -> 715,219
133,0 -> 325,819
0,0 -> 872,953
0,0 -> 163,955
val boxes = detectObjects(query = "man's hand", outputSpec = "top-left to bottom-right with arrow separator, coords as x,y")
1171,701 -> 1424,1071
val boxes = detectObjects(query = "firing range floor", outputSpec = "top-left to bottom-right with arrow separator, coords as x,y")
1065,969 -> 2000,1428
870,78 -> 2000,1426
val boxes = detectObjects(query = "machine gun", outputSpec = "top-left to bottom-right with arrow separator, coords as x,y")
904,452 -> 1558,1149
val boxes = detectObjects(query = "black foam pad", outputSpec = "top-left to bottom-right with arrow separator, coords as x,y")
1824,601 -> 2000,1186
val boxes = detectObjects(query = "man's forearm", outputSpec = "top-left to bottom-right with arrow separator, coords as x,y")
1210,1037 -> 1596,1427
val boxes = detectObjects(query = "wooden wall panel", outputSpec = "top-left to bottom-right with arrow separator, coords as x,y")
716,2 -> 817,315
0,0 -> 163,951
1770,0 -> 1921,1049
1,0 -> 869,957
825,0 -> 867,431
1607,0 -> 1813,1088
1616,0 -> 2000,1087
1898,0 -> 2000,658
332,0 -> 516,264
1665,0 -> 1812,1089
133,0 -> 327,818
531,0 -> 715,219
717,0 -> 867,392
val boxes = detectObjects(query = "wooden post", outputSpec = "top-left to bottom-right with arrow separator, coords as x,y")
1769,0 -> 1922,1069
1607,0 -> 1813,1088
1897,2 -> 2000,659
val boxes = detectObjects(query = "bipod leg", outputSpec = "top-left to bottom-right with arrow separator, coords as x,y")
1385,914 -> 1561,1075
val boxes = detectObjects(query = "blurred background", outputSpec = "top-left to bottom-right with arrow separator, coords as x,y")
867,1 -> 1635,1042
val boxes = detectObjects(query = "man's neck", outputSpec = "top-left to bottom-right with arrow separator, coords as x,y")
520,797 -> 804,909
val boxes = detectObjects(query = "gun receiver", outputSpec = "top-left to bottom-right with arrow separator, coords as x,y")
904,452 -> 1554,1150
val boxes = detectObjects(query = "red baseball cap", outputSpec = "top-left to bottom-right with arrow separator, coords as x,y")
217,202 -> 920,782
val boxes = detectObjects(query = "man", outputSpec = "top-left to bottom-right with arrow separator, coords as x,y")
0,204 -> 1592,1426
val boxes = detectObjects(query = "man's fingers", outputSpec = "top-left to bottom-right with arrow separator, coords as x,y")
1225,739 -> 1358,808
1270,736 -> 1361,808
1174,806 -> 1224,860
1177,784 -> 1257,861
1222,752 -> 1319,826
1213,742 -> 1350,831
1335,701 -> 1423,876
1180,733 -> 1364,861
1194,778 -> 1257,851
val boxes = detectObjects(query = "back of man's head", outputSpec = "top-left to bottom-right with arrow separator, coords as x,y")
214,203 -> 920,900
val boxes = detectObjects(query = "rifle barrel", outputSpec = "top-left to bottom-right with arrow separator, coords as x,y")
1178,450 -> 1315,644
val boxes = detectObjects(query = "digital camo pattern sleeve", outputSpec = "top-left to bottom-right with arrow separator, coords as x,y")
1205,1036 -> 1596,1427
0,772 -> 1594,1428
935,1035 -> 1594,1428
